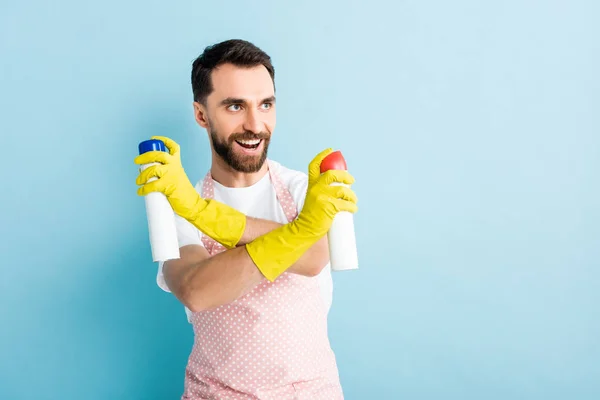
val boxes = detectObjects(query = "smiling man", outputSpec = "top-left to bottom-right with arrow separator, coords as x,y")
134,39 -> 358,399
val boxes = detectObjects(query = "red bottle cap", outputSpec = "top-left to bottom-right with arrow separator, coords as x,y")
320,150 -> 347,173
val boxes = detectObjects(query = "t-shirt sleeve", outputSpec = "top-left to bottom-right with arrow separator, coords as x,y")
156,213 -> 204,293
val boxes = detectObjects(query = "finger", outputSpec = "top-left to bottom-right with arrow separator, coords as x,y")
319,170 -> 355,186
134,150 -> 171,165
136,164 -> 168,186
327,185 -> 358,204
151,135 -> 180,156
137,179 -> 166,196
332,198 -> 358,214
308,148 -> 333,183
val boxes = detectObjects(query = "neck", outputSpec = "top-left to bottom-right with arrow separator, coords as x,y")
210,151 -> 269,188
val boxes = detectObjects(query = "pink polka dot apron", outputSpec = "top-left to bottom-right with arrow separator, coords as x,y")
181,160 -> 344,400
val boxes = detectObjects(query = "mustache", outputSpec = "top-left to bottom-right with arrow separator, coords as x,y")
230,131 -> 270,142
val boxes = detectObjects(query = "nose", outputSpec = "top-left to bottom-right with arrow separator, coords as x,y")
243,108 -> 263,134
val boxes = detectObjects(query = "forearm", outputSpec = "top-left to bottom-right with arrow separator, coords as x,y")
180,234 -> 326,311
238,217 -> 330,276
237,216 -> 283,245
175,217 -> 328,311
183,246 -> 264,312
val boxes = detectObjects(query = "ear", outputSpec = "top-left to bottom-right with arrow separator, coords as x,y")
193,102 -> 209,129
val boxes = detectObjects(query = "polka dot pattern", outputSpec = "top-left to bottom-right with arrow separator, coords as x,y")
181,160 -> 344,399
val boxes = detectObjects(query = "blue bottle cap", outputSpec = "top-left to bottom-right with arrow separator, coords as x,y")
138,139 -> 167,155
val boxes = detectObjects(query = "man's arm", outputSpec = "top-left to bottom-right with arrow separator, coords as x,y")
163,244 -> 264,312
238,216 -> 329,277
160,148 -> 358,312
163,216 -> 329,312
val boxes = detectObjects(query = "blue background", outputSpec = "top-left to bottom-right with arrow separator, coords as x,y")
1,1 -> 598,399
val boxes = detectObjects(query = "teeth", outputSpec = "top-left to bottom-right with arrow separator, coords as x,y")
237,139 -> 261,145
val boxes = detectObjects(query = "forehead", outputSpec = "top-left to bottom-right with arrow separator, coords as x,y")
208,63 -> 274,102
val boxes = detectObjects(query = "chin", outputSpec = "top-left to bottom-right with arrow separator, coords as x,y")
225,152 -> 264,172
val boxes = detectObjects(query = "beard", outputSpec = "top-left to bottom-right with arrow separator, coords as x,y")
208,121 -> 271,173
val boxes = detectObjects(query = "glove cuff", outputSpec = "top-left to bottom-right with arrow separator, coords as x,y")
188,199 -> 246,249
245,221 -> 321,282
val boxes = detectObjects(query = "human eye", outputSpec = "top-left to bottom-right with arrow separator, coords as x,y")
260,102 -> 272,110
227,104 -> 242,112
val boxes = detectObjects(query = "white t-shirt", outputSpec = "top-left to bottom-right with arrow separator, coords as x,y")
156,160 -> 334,322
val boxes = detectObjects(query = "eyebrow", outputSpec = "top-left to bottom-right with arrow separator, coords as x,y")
220,96 -> 276,106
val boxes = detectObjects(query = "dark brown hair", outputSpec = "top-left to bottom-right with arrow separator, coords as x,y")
191,39 -> 275,105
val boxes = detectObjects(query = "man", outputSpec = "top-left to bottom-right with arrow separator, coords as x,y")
134,39 -> 358,399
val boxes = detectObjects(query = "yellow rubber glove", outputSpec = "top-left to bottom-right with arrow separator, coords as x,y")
134,135 -> 246,249
245,148 -> 358,282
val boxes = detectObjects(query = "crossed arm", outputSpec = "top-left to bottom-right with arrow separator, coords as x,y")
163,216 -> 328,312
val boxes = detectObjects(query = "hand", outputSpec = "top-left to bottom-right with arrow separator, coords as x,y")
294,148 -> 358,238
244,148 -> 358,282
134,135 -> 204,221
134,135 -> 246,249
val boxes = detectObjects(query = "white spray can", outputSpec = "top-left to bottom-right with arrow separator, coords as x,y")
321,150 -> 359,271
138,139 -> 180,262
